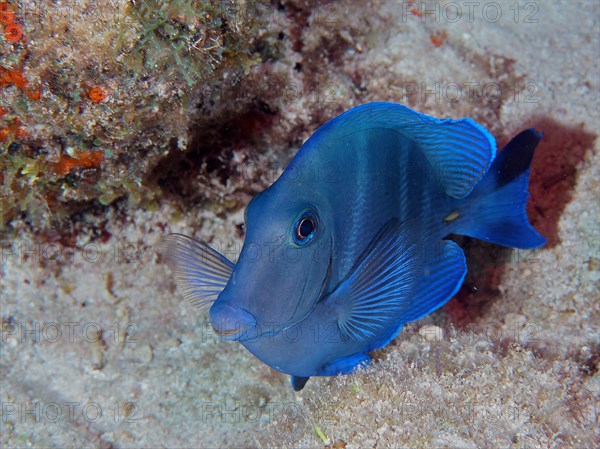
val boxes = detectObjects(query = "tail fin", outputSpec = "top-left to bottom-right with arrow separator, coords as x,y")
456,129 -> 546,249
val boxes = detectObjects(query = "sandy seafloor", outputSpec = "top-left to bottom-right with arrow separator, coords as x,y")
1,1 -> 599,448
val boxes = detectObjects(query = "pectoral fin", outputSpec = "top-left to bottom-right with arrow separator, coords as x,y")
329,219 -> 469,351
329,219 -> 420,342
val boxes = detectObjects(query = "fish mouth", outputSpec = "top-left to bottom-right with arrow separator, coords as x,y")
217,327 -> 251,337
212,239 -> 333,342
210,303 -> 257,341
214,325 -> 256,341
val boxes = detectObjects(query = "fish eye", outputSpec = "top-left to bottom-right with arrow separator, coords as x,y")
293,211 -> 317,246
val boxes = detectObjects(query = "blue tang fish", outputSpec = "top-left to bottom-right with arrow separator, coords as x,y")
163,102 -> 545,391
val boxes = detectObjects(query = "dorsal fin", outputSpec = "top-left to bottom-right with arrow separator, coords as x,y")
308,102 -> 496,198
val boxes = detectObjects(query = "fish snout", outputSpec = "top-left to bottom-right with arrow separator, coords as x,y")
209,303 -> 257,341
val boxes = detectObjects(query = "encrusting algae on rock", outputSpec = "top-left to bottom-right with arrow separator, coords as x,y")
0,0 -> 272,233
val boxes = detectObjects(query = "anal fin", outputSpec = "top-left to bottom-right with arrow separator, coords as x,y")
402,240 -> 467,323
316,352 -> 371,376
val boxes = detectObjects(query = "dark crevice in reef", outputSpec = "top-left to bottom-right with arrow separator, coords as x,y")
152,101 -> 278,204
444,117 -> 596,326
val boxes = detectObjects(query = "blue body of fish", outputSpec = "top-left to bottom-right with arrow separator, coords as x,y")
164,102 -> 545,390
